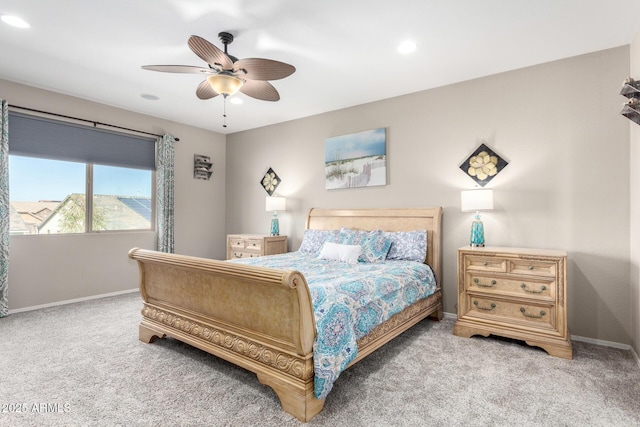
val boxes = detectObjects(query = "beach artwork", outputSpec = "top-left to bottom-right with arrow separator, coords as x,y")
325,128 -> 387,190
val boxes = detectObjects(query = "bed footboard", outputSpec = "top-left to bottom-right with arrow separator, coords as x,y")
128,248 -> 324,422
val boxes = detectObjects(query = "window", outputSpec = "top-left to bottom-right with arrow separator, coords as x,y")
8,112 -> 156,235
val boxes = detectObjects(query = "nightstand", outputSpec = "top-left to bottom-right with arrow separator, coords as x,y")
453,246 -> 572,359
226,234 -> 287,260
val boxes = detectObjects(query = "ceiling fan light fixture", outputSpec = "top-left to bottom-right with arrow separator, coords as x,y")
207,74 -> 243,96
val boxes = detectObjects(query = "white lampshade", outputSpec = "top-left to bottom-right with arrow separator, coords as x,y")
207,74 -> 243,96
266,196 -> 286,212
461,189 -> 494,212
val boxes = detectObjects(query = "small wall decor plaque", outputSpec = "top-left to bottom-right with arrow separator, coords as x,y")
261,167 -> 281,196
194,154 -> 213,180
459,143 -> 508,187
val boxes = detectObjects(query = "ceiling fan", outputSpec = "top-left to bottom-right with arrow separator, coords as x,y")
142,32 -> 296,126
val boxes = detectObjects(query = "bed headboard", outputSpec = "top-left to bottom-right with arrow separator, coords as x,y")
305,207 -> 443,286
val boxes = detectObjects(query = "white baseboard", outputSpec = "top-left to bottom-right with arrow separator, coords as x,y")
570,334 -> 631,351
7,288 -> 139,314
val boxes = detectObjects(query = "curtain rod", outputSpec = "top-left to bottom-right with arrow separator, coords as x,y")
8,105 -> 180,142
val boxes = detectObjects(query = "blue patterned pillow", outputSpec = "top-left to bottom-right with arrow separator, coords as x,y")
329,228 -> 391,263
359,230 -> 392,263
328,227 -> 367,245
298,229 -> 340,256
383,230 -> 427,262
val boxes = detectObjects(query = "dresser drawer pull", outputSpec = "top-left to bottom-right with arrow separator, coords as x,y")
528,265 -> 535,270
520,307 -> 546,318
520,283 -> 547,293
483,261 -> 489,266
233,252 -> 243,258
473,300 -> 496,311
473,278 -> 497,288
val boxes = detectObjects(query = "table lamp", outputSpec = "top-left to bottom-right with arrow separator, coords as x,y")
460,189 -> 494,247
265,196 -> 286,236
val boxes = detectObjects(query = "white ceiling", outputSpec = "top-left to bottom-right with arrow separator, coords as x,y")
1,0 -> 639,134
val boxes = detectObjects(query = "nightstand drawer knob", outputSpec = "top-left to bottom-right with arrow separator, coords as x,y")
520,307 -> 546,318
473,278 -> 497,288
473,300 -> 496,311
520,283 -> 547,293
528,265 -> 535,270
483,261 -> 489,266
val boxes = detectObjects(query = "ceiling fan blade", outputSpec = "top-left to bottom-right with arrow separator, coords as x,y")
239,80 -> 280,102
196,80 -> 219,100
142,65 -> 214,74
233,58 -> 296,81
188,35 -> 233,70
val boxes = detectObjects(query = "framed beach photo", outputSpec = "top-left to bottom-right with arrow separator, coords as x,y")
325,128 -> 387,190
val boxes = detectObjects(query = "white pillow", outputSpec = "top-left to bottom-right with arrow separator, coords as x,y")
317,242 -> 362,264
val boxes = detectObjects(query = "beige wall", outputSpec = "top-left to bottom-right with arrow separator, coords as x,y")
630,32 -> 640,356
1,79 -> 227,310
227,47 -> 632,344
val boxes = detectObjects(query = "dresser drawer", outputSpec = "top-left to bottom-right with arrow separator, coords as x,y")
245,239 -> 263,251
509,259 -> 557,277
466,295 -> 555,330
465,256 -> 507,273
229,238 -> 263,250
229,250 -> 261,259
229,238 -> 247,250
466,273 -> 555,300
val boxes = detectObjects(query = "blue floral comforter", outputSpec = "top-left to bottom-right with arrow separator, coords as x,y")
231,252 -> 437,399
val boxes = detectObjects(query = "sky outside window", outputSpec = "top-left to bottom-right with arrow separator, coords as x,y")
9,156 -> 151,201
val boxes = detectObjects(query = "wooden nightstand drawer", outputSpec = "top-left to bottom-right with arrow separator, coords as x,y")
467,295 -> 555,329
230,250 -> 260,259
465,256 -> 507,272
229,238 -> 247,250
509,259 -> 557,277
245,239 -> 263,251
466,274 -> 555,300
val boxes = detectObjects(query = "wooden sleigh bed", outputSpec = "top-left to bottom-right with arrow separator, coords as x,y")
128,207 -> 443,422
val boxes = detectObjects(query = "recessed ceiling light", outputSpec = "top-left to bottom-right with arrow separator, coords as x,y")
140,94 -> 159,101
397,40 -> 417,54
230,97 -> 243,105
1,15 -> 30,29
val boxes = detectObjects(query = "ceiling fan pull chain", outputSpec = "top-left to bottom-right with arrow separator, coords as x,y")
222,94 -> 228,128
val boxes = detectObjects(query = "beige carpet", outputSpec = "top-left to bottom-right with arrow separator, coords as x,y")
0,292 -> 638,426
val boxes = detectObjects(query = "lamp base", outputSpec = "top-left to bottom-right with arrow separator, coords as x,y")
270,217 -> 280,236
470,218 -> 485,247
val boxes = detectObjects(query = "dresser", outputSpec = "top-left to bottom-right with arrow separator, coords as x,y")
454,246 -> 572,359
226,234 -> 288,260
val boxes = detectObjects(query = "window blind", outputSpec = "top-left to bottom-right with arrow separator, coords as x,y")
8,112 -> 156,170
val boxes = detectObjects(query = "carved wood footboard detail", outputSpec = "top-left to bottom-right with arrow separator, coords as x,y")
140,303 -> 314,381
